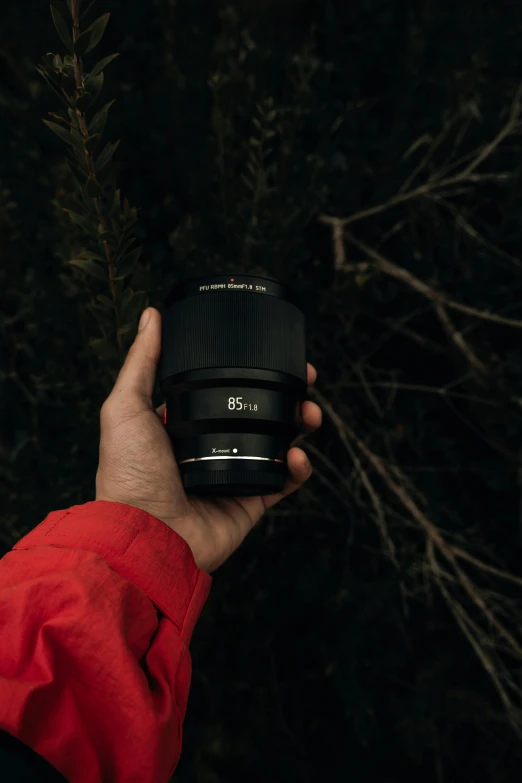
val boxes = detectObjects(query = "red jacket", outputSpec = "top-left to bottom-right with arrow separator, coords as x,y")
0,500 -> 212,782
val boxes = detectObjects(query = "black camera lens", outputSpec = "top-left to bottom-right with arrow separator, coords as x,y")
159,274 -> 308,497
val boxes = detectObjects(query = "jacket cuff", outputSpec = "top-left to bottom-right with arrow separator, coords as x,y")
13,500 -> 212,645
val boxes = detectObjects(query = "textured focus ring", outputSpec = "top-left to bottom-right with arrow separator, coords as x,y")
161,292 -> 306,380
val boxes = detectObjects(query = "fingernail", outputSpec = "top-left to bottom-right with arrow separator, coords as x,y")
138,309 -> 151,332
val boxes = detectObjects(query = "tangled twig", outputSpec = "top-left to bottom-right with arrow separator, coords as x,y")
312,387 -> 522,734
319,82 -> 522,230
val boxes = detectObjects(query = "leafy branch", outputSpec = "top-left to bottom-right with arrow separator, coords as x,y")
241,97 -> 279,265
38,0 -> 146,366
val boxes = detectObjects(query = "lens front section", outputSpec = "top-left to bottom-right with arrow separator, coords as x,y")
159,275 -> 307,497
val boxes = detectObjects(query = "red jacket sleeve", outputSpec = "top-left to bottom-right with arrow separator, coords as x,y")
0,500 -> 212,783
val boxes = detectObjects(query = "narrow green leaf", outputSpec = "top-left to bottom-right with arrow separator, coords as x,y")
76,185 -> 98,213
68,146 -> 89,175
117,324 -> 133,338
48,111 -> 67,124
84,72 -> 104,106
120,288 -> 145,331
74,27 -> 95,57
90,53 -> 119,78
240,173 -> 254,191
119,287 -> 135,320
70,126 -> 84,146
69,258 -> 107,279
38,63 -> 64,87
65,0 -> 73,17
84,13 -> 111,53
82,251 -> 107,263
64,161 -> 87,190
95,139 -> 120,172
117,246 -> 142,278
43,119 -> 77,147
59,272 -> 81,297
89,99 -> 115,138
36,67 -> 68,105
108,188 -> 121,217
120,287 -> 134,308
89,337 -> 119,363
121,291 -> 144,323
81,0 -> 97,22
50,5 -> 74,52
116,236 -> 138,259
67,107 -> 80,128
85,133 -> 101,154
85,176 -> 104,197
96,294 -> 113,308
87,302 -> 113,327
122,197 -> 135,222
97,225 -> 111,240
63,209 -> 98,235
127,210 -> 138,227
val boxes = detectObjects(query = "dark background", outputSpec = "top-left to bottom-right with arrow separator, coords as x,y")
3,1 -> 522,780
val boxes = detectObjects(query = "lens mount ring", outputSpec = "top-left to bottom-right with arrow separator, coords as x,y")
179,455 -> 285,464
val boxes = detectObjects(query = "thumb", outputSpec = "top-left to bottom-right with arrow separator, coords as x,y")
110,307 -> 162,408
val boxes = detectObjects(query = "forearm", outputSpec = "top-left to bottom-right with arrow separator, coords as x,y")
0,501 -> 212,783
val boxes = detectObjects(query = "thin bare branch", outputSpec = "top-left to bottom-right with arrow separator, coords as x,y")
452,548 -> 522,588
429,195 -> 522,269
461,82 -> 522,177
313,388 -> 522,673
399,115 -> 460,195
434,303 -> 488,375
323,380 -> 498,407
318,82 -> 522,228
342,232 -> 522,329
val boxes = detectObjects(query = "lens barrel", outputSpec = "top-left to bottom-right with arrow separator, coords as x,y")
159,274 -> 307,497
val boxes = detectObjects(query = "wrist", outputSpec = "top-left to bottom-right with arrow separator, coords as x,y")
94,495 -> 212,573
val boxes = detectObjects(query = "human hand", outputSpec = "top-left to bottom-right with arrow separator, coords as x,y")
95,307 -> 322,573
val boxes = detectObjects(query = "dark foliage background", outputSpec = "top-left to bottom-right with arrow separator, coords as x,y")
3,1 -> 522,781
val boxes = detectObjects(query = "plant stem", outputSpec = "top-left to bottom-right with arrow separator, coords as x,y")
70,0 -> 122,355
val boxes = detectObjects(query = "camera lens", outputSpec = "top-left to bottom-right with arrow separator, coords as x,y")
159,274 -> 308,497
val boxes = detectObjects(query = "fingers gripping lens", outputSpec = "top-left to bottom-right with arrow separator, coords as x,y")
159,275 -> 308,497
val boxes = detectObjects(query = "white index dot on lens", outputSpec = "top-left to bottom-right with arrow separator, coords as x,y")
233,448 -> 238,453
